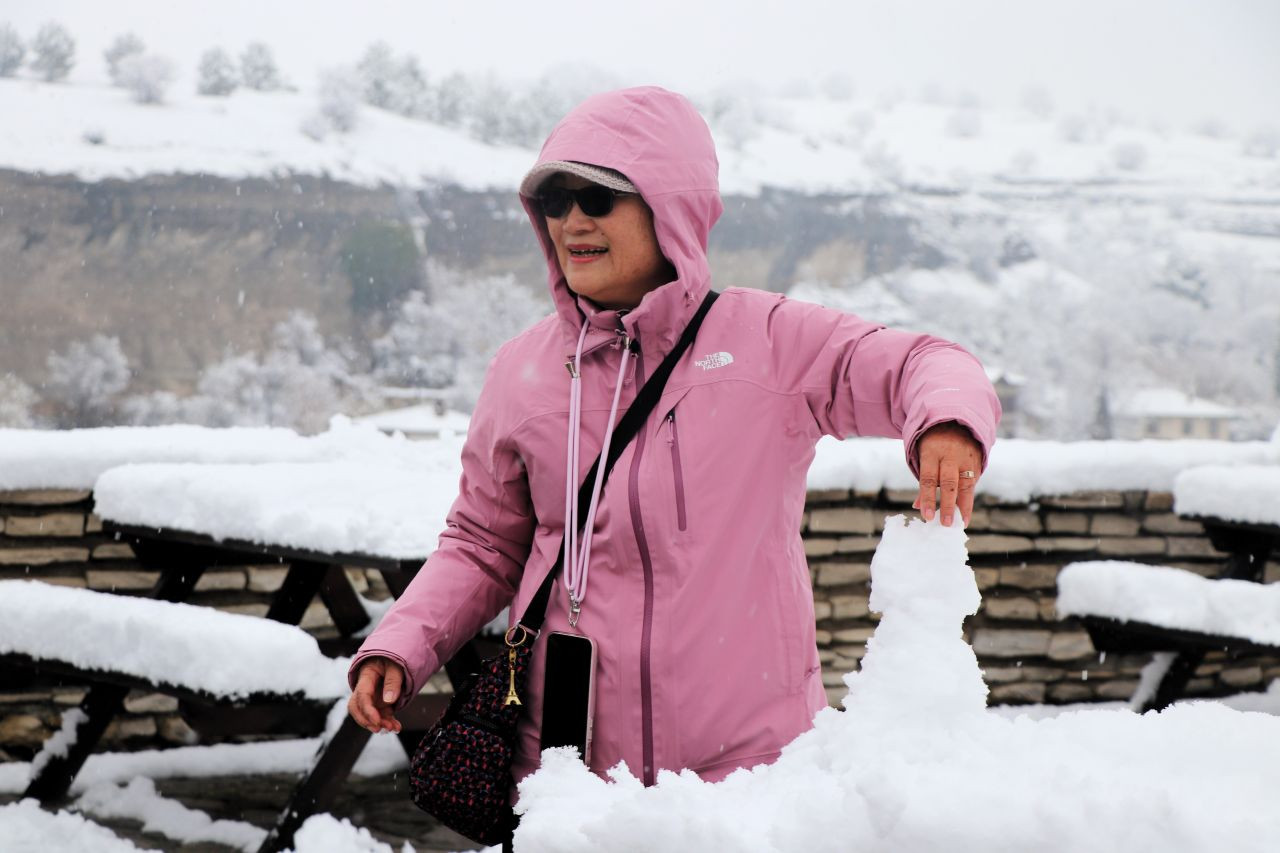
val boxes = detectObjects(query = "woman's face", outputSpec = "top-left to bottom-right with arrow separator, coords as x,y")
543,174 -> 674,310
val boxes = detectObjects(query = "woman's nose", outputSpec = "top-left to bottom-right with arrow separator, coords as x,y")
563,202 -> 596,231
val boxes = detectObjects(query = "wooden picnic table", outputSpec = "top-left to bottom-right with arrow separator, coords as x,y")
1074,464 -> 1280,712
96,519 -> 488,853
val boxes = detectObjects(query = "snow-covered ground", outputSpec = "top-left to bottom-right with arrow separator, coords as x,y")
2,75 -> 1277,198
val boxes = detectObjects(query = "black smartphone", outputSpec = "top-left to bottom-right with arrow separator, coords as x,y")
539,631 -> 597,762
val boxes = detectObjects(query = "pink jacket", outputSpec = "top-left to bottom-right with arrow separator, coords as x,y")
350,87 -> 1001,786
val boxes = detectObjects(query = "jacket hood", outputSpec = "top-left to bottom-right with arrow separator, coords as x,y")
520,86 -> 723,357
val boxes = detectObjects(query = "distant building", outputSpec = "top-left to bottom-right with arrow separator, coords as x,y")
1112,388 -> 1240,440
985,367 -> 1024,437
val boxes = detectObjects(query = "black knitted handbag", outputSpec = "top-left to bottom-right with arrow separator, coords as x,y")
406,291 -> 718,845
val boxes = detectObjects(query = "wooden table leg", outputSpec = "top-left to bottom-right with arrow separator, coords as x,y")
265,561 -> 328,625
24,682 -> 129,803
256,716 -> 373,853
317,563 -> 372,636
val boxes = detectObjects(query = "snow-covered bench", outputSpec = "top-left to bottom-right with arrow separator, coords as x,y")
0,579 -> 349,807
1058,561 -> 1280,711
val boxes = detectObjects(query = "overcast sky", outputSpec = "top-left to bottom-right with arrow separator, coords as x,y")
5,0 -> 1278,131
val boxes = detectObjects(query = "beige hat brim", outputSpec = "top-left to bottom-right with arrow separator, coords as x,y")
519,160 -> 639,197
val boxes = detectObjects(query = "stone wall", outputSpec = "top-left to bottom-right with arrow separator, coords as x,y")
804,487 -> 1280,706
3,485 -> 1278,759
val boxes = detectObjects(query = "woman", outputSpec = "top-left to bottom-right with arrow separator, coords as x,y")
348,87 -> 999,791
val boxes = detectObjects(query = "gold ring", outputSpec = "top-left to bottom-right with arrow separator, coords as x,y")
959,470 -> 976,479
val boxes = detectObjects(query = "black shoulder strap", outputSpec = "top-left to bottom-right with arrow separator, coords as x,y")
520,289 -> 719,632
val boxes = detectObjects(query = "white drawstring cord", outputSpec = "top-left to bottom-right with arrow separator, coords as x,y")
563,323 -> 632,626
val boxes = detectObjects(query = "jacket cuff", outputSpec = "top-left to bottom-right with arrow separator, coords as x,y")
347,648 -> 426,713
904,407 -> 996,479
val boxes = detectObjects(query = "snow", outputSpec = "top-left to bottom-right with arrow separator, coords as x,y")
513,515 -> 1280,852
0,798 -> 157,853
809,435 -> 1278,502
76,777 -> 265,852
28,707 -> 88,783
2,74 -> 1276,197
1057,561 -> 1280,646
1174,464 -> 1280,527
0,580 -> 350,701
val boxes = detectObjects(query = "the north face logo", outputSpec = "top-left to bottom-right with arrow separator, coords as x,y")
695,351 -> 734,371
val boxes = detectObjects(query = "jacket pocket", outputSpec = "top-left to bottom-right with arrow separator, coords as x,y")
664,410 -> 688,532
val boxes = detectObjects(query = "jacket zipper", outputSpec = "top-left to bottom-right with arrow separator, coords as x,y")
666,412 -> 687,531
626,346 -> 658,787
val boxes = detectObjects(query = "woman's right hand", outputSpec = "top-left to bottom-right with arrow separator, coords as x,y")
348,656 -> 406,734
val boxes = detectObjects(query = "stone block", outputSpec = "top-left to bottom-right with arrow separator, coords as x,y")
300,600 -> 334,630
1047,683 -> 1094,703
248,566 -> 290,593
804,538 -> 838,558
1034,537 -> 1101,554
981,666 -> 1024,684
815,629 -> 833,646
832,627 -> 875,644
989,682 -> 1047,704
1047,631 -> 1095,661
0,489 -> 92,506
973,568 -> 1000,590
813,600 -> 833,621
4,513 -> 85,537
0,547 -> 91,566
819,648 -> 837,665
1096,537 -> 1167,557
343,568 -> 370,594
1094,680 -> 1139,701
1017,666 -> 1065,682
0,691 -> 52,705
53,690 -> 87,706
159,716 -> 198,746
808,507 -> 876,535
1166,538 -> 1227,559
1089,515 -> 1140,537
1041,491 -> 1125,509
125,693 -> 180,714
817,562 -> 870,587
835,536 -> 879,554
830,595 -> 870,619
822,670 -> 848,688
1144,492 -> 1174,512
0,713 -> 47,747
884,489 -> 918,506
806,489 -> 850,503
194,570 -> 247,592
1038,598 -> 1059,621
967,535 -> 1035,555
1045,513 -> 1090,534
104,716 -> 158,742
972,629 -> 1052,657
1184,677 -> 1215,694
87,570 -> 156,591
91,543 -> 135,560
1219,666 -> 1264,688
85,513 -> 104,534
825,686 -> 846,707
998,565 -> 1060,590
988,510 -> 1042,535
1142,514 -> 1204,535
983,596 -> 1039,620
22,575 -> 87,589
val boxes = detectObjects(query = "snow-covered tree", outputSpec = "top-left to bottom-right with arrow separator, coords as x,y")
44,334 -> 130,427
1020,86 -> 1055,119
430,71 -> 470,125
356,41 -> 398,109
819,72 -> 855,101
30,22 -> 75,82
116,53 -> 175,104
196,47 -> 237,96
317,66 -> 361,132
0,374 -> 39,428
946,107 -> 982,139
374,264 -> 548,409
0,23 -> 25,77
239,42 -> 280,91
103,32 -> 144,84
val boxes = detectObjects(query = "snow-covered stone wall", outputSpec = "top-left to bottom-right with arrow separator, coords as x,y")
3,481 -> 1276,758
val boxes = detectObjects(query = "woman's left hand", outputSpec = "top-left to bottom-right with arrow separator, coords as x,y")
914,421 -> 984,527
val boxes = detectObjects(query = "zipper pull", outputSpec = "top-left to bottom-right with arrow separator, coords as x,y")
665,411 -> 675,444
503,646 -> 522,706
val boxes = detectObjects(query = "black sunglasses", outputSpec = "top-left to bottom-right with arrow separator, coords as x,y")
535,185 -> 636,219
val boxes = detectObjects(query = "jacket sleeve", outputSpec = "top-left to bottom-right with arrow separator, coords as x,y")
766,294 -> 1002,475
347,361 -> 536,707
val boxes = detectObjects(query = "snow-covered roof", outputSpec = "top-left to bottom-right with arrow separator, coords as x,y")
351,404 -> 471,439
1173,464 -> 1280,526
1057,560 -> 1280,645
1114,388 -> 1241,419
0,580 -> 350,700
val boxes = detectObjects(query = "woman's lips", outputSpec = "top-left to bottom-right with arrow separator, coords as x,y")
567,245 -> 607,264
